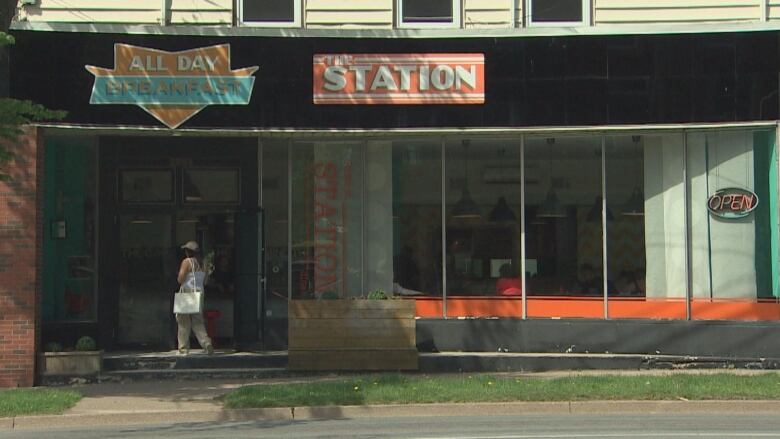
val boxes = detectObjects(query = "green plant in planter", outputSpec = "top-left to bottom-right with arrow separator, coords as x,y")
75,336 -> 97,351
366,289 -> 388,300
44,342 -> 63,352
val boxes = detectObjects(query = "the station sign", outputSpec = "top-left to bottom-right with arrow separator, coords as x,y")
313,53 -> 485,104
86,44 -> 258,129
707,188 -> 758,219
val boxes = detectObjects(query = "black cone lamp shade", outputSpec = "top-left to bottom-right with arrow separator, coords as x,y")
489,196 -> 517,222
452,188 -> 481,219
622,186 -> 645,216
451,140 -> 481,219
537,188 -> 566,218
587,196 -> 614,222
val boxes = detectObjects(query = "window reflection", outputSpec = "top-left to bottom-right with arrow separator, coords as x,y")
444,139 -> 522,298
43,141 -> 97,322
606,136 -> 648,298
391,141 -> 443,296
524,136 -> 604,298
291,142 -> 363,299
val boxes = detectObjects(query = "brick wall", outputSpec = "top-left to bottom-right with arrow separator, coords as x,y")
0,127 -> 41,388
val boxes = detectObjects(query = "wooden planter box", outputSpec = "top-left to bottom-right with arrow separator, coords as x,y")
38,351 -> 103,376
288,300 -> 418,371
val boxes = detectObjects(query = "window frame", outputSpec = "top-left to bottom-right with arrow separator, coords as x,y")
397,0 -> 461,29
117,168 -> 175,205
526,0 -> 590,27
238,0 -> 302,28
181,166 -> 242,205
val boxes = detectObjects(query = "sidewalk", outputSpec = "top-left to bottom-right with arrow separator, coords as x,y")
4,370 -> 780,430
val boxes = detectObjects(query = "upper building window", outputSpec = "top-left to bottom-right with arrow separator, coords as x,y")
398,0 -> 460,28
528,0 -> 588,26
240,0 -> 301,27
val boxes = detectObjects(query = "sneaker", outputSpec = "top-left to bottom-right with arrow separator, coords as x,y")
205,344 -> 214,356
178,348 -> 189,356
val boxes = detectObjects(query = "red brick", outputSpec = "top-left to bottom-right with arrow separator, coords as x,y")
0,127 -> 40,388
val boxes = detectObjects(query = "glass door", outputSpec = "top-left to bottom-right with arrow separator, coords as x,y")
117,214 -> 175,347
176,211 -> 237,347
234,208 -> 263,347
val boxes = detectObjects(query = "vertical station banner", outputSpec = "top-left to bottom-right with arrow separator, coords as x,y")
313,53 -> 485,104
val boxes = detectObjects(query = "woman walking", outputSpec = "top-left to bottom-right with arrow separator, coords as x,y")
175,240 -> 214,356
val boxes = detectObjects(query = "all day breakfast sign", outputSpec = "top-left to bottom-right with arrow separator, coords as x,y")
86,44 -> 258,129
313,53 -> 485,104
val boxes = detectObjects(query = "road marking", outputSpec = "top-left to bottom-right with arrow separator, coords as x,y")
414,433 -> 780,439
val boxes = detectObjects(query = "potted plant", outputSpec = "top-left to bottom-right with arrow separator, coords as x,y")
288,289 -> 418,371
39,336 -> 103,377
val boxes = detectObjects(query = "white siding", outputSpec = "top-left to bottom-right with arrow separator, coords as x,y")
19,0 -> 161,24
305,0 -> 393,29
594,0 -> 761,24
19,0 -> 231,24
15,0 -> 773,28
464,0 -> 513,28
169,0 -> 231,25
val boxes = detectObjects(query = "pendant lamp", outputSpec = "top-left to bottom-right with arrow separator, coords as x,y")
587,196 -> 614,222
489,196 -> 517,222
622,186 -> 644,216
451,140 -> 481,219
537,139 -> 566,218
537,188 -> 567,218
622,135 -> 644,216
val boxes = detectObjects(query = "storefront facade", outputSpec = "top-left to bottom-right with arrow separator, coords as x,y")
4,26 -> 780,384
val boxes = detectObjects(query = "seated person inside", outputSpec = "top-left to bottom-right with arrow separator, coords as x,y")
496,263 -> 522,296
615,269 -> 645,296
574,263 -> 617,296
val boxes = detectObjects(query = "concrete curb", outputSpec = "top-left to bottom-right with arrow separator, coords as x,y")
4,401 -> 780,430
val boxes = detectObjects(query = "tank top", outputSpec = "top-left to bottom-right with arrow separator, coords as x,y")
182,258 -> 206,291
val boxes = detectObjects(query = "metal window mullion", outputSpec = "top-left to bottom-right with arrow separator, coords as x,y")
770,123 -> 780,303
683,132 -> 692,320
287,139 -> 293,301
258,137 -> 263,323
520,135 -> 527,319
776,122 -> 780,303
361,142 -> 366,295
441,138 -> 447,319
92,136 -> 100,321
602,136 -> 609,319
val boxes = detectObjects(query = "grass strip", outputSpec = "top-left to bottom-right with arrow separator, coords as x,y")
0,388 -> 81,418
224,373 -> 780,409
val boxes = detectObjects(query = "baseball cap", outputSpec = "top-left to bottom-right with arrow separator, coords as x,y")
181,240 -> 200,251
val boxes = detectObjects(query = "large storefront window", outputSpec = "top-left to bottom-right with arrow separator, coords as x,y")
445,139 -> 521,316
524,136 -> 604,317
291,142 -> 364,299
606,134 -> 687,319
687,129 -> 779,319
354,140 -> 446,301
279,127 -> 777,320
43,139 -> 97,322
262,140 -> 290,348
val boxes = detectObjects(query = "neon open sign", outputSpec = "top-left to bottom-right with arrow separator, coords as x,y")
707,188 -> 758,219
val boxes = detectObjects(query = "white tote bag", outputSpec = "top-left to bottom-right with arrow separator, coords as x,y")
173,258 -> 204,314
173,289 -> 203,314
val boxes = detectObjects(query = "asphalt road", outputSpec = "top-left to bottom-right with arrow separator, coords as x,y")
6,413 -> 780,439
